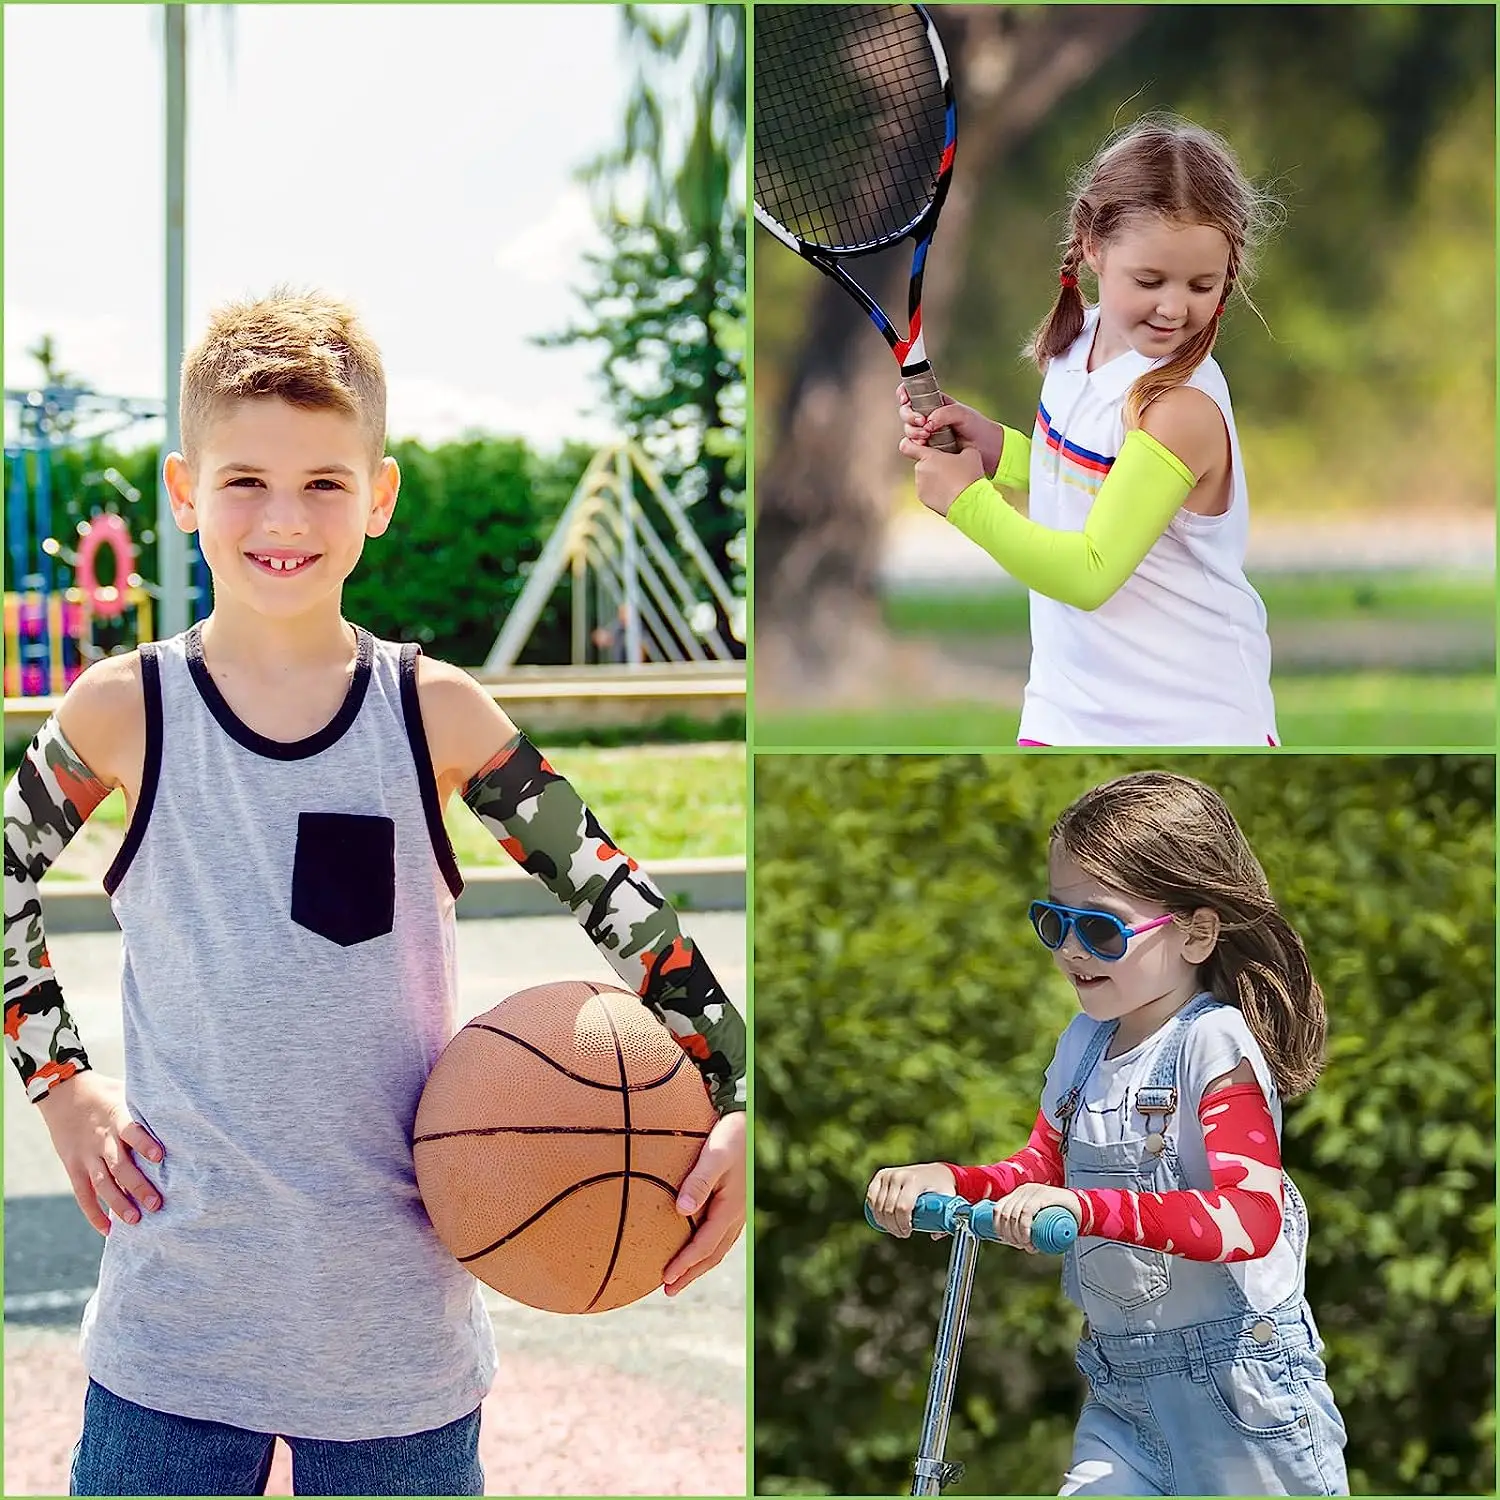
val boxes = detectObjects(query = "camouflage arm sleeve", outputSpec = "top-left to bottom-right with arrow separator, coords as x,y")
4,717 -> 109,1101
462,733 -> 746,1115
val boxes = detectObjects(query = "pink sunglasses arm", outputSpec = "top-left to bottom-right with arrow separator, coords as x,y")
1128,913 -> 1176,938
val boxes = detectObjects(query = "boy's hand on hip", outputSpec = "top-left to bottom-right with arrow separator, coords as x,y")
663,1110 -> 745,1297
35,1072 -> 165,1235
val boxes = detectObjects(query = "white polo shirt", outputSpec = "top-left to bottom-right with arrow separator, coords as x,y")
1019,309 -> 1277,747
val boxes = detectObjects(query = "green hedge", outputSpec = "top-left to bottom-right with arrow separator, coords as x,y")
754,754 -> 1495,1495
14,436 -> 594,666
344,436 -> 589,664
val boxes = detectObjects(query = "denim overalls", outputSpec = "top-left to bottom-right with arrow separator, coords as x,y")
1055,995 -> 1348,1496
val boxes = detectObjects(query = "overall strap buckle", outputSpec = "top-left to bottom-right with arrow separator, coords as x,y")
1135,1086 -> 1177,1156
1057,1087 -> 1081,1157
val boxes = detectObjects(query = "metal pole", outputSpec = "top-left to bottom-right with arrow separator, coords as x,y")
159,3 -> 189,637
615,446 -> 642,668
571,551 -> 587,665
911,1219 -> 982,1496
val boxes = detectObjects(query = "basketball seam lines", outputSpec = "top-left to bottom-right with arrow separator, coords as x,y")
586,1000 -> 633,1312
414,1125 -> 711,1144
436,983 -> 700,1308
464,1023 -> 689,1091
455,1172 -> 684,1264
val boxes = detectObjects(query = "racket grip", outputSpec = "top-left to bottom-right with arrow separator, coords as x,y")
903,368 -> 960,454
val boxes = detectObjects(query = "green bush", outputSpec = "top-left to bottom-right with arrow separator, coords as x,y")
753,754 -> 1494,1495
344,436 -> 591,664
18,436 -> 593,666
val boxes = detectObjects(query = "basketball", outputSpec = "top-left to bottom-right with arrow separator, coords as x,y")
413,979 -> 716,1314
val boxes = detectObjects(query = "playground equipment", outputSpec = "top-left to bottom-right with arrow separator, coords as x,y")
4,383 -> 176,694
484,441 -> 744,672
3,586 -> 155,697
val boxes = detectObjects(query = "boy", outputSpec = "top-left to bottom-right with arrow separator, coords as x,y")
3,290 -> 746,1497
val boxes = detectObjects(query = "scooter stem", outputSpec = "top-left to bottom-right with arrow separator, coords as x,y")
911,1214 -> 980,1495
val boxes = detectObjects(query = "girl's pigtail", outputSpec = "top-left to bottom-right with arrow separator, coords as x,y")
1028,235 -> 1089,370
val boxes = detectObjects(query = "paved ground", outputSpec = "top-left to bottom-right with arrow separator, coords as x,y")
4,914 -> 746,1497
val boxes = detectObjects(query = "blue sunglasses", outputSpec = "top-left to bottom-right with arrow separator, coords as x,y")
1029,900 -> 1175,962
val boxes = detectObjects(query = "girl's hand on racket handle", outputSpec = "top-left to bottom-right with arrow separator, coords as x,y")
989,1184 -> 1081,1254
897,386 -> 1005,476
35,1072 -> 165,1236
663,1109 -> 745,1297
865,1162 -> 958,1238
904,443 -> 986,519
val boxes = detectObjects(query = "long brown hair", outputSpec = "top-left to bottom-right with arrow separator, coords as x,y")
1028,117 -> 1280,428
1052,770 -> 1325,1098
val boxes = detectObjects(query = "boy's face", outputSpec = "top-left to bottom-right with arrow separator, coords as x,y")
1044,842 -> 1218,1025
165,397 -> 399,620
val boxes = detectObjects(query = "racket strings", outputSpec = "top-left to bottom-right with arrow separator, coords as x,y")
755,7 -> 949,253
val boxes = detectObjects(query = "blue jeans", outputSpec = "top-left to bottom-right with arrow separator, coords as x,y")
71,1379 -> 485,1496
1061,1312 -> 1348,1495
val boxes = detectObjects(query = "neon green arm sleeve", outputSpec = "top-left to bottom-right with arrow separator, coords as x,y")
947,428 -> 1195,611
991,426 -> 1032,492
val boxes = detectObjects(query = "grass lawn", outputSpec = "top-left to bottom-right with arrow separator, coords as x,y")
882,571 -> 1496,635
447,743 -> 745,862
754,672 -> 1494,751
75,743 -> 746,866
756,570 -> 1495,750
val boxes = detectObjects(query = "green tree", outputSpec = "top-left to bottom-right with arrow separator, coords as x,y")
25,335 -> 78,392
754,754 -> 1494,1496
544,5 -> 747,621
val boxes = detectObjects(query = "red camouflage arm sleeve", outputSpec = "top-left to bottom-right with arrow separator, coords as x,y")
944,1108 -> 1066,1202
1071,1083 -> 1284,1261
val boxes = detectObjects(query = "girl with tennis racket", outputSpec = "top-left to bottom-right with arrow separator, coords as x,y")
899,119 -> 1281,748
867,771 -> 1348,1496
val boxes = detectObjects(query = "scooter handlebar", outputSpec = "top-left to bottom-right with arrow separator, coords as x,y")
864,1191 -> 1077,1253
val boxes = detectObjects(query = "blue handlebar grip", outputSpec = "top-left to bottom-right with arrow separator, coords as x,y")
863,1192 -> 960,1236
969,1200 -> 1078,1253
910,1191 -> 958,1235
1031,1204 -> 1078,1253
864,1192 -> 1076,1250
864,1191 -> 961,1236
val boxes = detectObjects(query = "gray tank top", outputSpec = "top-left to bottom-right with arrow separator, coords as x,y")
80,624 -> 496,1439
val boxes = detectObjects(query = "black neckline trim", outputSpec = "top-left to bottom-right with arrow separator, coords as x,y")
398,644 -> 465,900
185,621 -> 373,760
104,646 -> 164,895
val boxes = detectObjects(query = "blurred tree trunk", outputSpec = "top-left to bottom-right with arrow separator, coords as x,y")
755,5 -> 1146,705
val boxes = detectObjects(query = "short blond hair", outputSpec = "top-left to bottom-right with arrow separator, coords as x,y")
179,287 -> 387,469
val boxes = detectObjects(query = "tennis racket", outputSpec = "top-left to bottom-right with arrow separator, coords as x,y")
754,4 -> 960,452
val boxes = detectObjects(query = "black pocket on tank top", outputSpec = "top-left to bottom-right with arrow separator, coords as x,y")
290,812 -> 396,947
